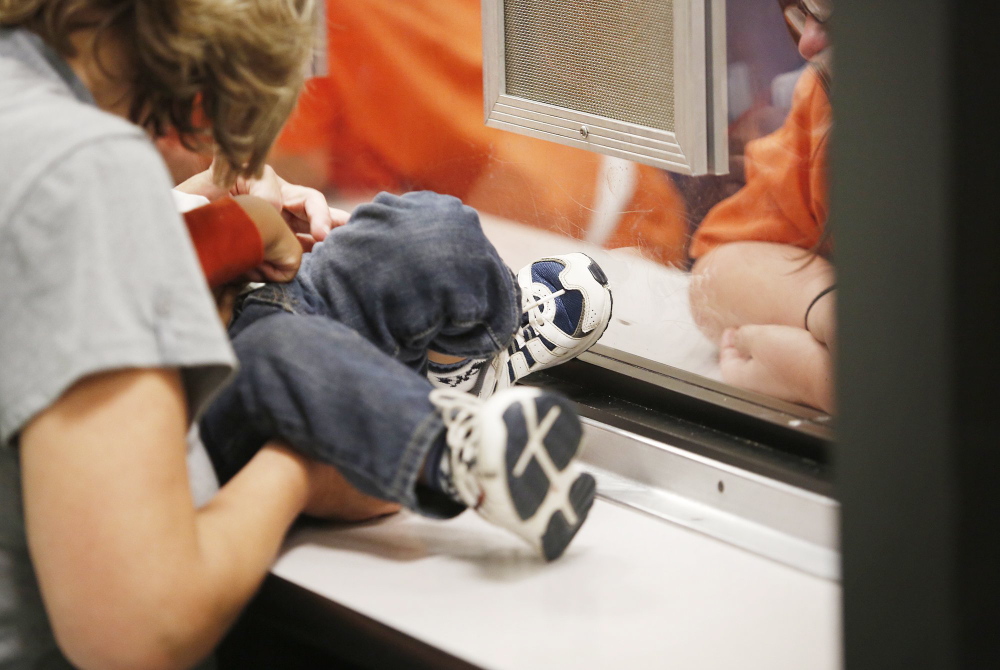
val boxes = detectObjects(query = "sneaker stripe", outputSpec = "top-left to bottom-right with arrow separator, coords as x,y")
467,253 -> 611,401
522,348 -> 536,368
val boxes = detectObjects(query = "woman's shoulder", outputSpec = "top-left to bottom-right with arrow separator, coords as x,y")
0,127 -> 173,242
1,55 -> 137,134
0,56 -> 154,218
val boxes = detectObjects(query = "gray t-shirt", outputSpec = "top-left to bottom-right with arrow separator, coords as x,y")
0,29 -> 235,668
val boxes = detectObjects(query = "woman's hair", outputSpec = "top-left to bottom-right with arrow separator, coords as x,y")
0,0 -> 317,185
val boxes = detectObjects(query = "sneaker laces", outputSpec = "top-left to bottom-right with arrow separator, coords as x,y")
521,286 -> 566,333
491,287 -> 566,393
429,388 -> 484,473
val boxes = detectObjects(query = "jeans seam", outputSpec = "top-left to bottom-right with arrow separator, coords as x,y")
243,286 -> 299,315
495,268 -> 522,350
414,266 -> 521,358
244,298 -> 295,315
387,410 -> 444,510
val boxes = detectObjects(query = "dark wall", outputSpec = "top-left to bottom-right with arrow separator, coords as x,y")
835,2 -> 1000,667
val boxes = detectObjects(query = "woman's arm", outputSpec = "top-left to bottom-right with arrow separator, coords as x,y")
719,324 -> 835,412
20,367 -> 311,670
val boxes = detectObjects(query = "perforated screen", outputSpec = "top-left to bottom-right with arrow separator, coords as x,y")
503,0 -> 675,132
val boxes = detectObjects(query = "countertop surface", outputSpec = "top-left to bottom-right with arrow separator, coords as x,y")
279,206 -> 840,669
273,498 -> 841,670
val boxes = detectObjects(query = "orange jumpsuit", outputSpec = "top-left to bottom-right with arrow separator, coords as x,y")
689,66 -> 831,258
276,0 -> 689,265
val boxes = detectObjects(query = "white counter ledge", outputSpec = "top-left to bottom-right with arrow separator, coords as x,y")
271,498 -> 841,670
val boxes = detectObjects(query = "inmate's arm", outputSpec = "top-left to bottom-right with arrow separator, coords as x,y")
689,240 -> 835,348
690,241 -> 836,412
719,324 -> 835,412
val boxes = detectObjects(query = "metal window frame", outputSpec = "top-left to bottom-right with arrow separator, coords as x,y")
529,347 -> 836,578
481,0 -> 827,447
482,0 -> 729,175
479,0 -> 839,574
305,1 -> 328,78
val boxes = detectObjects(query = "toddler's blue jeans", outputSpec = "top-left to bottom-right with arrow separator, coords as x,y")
199,192 -> 521,517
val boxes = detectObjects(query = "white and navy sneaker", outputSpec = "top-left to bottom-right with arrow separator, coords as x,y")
430,387 -> 597,561
430,253 -> 613,398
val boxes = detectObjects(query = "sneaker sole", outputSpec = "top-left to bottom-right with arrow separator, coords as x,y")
542,473 -> 597,561
499,390 -> 596,561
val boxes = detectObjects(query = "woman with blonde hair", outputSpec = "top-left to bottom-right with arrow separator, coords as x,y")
0,1 -> 391,667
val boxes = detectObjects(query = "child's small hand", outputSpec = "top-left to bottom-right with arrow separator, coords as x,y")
230,165 -> 339,252
232,195 -> 302,283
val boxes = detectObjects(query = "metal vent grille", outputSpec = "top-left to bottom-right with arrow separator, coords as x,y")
503,0 -> 675,132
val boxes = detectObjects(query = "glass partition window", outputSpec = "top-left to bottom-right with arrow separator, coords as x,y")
161,0 -> 833,424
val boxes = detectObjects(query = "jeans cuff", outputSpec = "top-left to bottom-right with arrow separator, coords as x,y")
413,485 -> 466,519
387,409 -> 465,517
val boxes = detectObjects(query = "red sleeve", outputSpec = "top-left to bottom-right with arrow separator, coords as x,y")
183,198 -> 264,287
